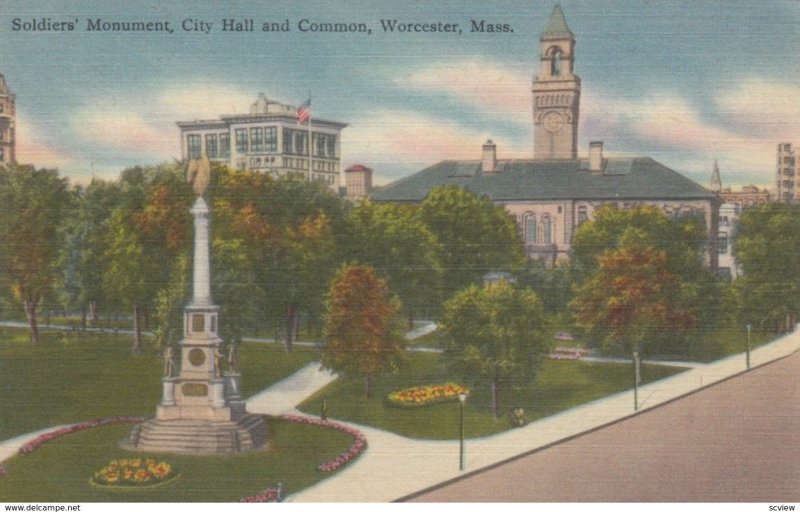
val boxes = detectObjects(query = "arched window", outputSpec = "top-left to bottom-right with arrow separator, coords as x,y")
524,213 -> 537,244
542,214 -> 552,244
550,48 -> 563,76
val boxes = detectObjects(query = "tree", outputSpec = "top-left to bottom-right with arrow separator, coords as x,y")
346,199 -> 442,325
419,185 -> 524,303
0,165 -> 71,343
439,279 -> 551,418
57,178 -> 121,327
102,164 -> 192,353
214,170 -> 345,348
571,204 -> 723,355
321,264 -> 406,398
571,204 -> 707,280
571,228 -> 695,356
733,203 -> 800,332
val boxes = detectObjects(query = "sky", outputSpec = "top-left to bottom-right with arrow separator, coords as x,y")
0,0 -> 798,189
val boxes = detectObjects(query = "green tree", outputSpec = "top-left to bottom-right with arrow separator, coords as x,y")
0,165 -> 71,343
419,185 -> 523,303
439,280 -> 551,418
346,199 -> 442,325
571,229 -> 695,357
321,264 -> 406,398
102,164 -> 192,353
734,203 -> 800,332
214,170 -> 345,347
571,204 -> 722,355
571,204 -> 707,280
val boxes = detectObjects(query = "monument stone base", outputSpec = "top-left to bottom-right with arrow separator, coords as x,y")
123,372 -> 268,455
123,413 -> 267,455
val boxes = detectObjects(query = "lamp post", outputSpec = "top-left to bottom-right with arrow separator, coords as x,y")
632,348 -> 640,411
458,392 -> 467,471
746,323 -> 752,370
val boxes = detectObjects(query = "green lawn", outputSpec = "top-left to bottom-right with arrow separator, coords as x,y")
0,418 -> 352,502
298,352 -> 683,439
0,328 -> 317,441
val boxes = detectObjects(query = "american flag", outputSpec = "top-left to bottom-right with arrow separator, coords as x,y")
296,99 -> 311,124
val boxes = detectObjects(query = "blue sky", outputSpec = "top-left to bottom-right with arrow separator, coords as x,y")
1,0 -> 798,189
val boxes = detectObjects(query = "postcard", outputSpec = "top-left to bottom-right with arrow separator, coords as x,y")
0,0 -> 798,508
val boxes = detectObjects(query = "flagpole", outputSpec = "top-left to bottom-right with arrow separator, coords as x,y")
308,108 -> 313,182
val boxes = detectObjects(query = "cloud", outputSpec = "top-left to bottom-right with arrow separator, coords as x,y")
14,117 -> 79,171
398,58 -> 532,123
715,78 -> 800,139
581,86 -> 783,184
342,109 -> 530,178
69,82 -> 259,163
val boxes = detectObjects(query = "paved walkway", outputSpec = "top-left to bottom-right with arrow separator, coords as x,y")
287,329 -> 800,502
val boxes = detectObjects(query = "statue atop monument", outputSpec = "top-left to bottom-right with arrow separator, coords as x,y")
186,155 -> 212,197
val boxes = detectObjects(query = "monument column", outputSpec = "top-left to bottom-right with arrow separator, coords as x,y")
125,156 -> 266,454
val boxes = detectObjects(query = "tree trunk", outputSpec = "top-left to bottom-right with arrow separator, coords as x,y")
89,300 -> 98,322
81,307 -> 87,331
24,298 -> 40,344
285,304 -> 297,352
491,379 -> 500,419
408,310 -> 415,330
132,301 -> 143,354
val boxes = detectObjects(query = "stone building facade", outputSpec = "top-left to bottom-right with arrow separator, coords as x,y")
776,143 -> 797,202
0,74 -> 16,166
344,164 -> 373,200
371,6 -> 720,270
177,93 -> 347,191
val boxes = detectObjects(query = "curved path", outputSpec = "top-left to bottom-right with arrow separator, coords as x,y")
407,343 -> 800,502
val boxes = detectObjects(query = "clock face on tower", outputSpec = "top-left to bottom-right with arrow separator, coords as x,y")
542,111 -> 565,133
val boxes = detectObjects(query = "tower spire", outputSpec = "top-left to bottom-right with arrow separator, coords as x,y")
542,4 -> 574,39
710,159 -> 722,193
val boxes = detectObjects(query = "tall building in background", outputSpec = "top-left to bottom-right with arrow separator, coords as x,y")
177,93 -> 347,191
776,143 -> 797,202
532,5 -> 581,160
344,164 -> 373,200
0,74 -> 16,166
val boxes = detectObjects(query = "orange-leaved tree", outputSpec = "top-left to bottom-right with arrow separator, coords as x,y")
322,264 -> 405,398
571,228 -> 695,356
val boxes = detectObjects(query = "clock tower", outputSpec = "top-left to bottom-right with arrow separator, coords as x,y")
532,5 -> 580,160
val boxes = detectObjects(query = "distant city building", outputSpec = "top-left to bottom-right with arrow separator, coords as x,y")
177,93 -> 347,191
372,6 -> 720,270
710,159 -> 771,212
719,185 -> 770,212
776,143 -> 797,202
0,73 -> 16,165
716,202 -> 740,280
344,164 -> 373,200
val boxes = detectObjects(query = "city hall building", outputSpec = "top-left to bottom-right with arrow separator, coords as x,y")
177,93 -> 347,191
371,5 -> 720,269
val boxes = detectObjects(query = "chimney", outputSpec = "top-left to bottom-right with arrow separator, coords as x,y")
482,139 -> 497,174
589,141 -> 603,173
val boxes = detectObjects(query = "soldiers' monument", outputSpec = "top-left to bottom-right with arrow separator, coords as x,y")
125,157 -> 267,454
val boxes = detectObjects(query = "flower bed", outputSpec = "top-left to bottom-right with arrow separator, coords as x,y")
240,486 -> 282,503
18,416 -> 146,455
279,415 -> 367,472
91,458 -> 178,489
387,383 -> 469,407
